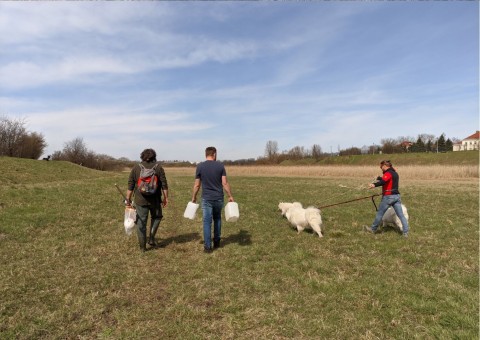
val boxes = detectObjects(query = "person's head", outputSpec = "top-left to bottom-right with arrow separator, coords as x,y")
380,160 -> 392,171
205,146 -> 217,160
140,148 -> 157,162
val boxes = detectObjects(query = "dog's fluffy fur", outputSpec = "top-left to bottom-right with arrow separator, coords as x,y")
285,206 -> 323,238
381,204 -> 409,231
278,202 -> 303,216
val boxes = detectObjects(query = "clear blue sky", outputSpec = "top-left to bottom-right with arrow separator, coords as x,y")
1,2 -> 478,162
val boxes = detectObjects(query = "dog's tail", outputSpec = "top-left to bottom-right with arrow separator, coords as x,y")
305,206 -> 322,226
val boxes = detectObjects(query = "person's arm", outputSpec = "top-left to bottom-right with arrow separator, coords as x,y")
192,178 -> 201,203
162,189 -> 168,207
222,175 -> 234,202
124,190 -> 133,206
369,172 -> 389,189
158,166 -> 168,207
125,167 -> 136,205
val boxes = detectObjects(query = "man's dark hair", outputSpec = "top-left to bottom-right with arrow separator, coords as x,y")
205,146 -> 217,157
140,148 -> 157,162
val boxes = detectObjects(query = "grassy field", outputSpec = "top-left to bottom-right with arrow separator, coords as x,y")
0,156 -> 478,339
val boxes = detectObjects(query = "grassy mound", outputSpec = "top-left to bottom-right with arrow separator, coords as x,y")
0,156 -> 112,185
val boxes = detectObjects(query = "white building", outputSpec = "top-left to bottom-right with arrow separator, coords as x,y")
453,131 -> 479,151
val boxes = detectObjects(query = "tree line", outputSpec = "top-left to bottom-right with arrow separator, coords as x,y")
259,133 -> 458,164
0,116 -> 131,171
51,137 -> 133,171
0,115 -> 463,169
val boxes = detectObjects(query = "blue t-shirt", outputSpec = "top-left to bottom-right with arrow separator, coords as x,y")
195,160 -> 226,200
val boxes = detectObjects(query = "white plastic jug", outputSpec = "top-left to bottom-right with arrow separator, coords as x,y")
184,202 -> 199,220
124,207 -> 136,235
225,202 -> 239,222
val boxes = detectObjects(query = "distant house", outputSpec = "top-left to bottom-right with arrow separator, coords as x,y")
453,131 -> 479,151
400,141 -> 413,152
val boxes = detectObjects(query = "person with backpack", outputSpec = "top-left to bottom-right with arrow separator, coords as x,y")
125,148 -> 168,252
191,146 -> 234,253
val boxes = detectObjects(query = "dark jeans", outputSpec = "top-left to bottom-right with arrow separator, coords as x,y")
136,204 -> 163,238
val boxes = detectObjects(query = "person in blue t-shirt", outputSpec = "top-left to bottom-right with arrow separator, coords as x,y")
192,146 -> 234,253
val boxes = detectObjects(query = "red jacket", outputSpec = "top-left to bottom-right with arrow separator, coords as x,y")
374,167 -> 400,196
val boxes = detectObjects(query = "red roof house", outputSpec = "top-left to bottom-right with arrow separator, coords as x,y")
454,131 -> 479,151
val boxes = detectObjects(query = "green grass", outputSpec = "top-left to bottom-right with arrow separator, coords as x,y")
0,157 -> 478,339
311,150 -> 479,166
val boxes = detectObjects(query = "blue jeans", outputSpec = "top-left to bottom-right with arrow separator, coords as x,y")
202,199 -> 224,249
371,194 -> 409,234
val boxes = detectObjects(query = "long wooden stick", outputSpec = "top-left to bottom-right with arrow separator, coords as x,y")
114,183 -> 127,200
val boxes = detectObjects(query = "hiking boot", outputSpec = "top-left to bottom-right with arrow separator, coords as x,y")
148,237 -> 158,247
213,240 -> 220,249
204,247 -> 213,254
363,225 -> 378,234
148,222 -> 160,247
137,229 -> 147,252
403,233 -> 408,238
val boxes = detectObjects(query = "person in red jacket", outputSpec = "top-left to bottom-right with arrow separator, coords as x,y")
364,160 -> 409,237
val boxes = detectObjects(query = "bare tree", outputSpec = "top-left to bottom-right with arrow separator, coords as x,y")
287,146 -> 306,160
0,116 -> 27,157
264,140 -> 279,163
311,144 -> 322,159
380,138 -> 403,154
418,133 -> 436,144
19,132 -> 47,159
62,137 -> 88,165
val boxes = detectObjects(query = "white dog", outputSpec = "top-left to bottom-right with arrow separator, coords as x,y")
381,204 -> 409,232
278,202 -> 303,216
285,206 -> 323,238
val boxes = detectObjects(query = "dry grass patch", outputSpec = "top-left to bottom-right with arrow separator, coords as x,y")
167,164 -> 478,180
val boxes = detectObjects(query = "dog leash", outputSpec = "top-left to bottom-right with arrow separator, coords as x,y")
318,194 -> 380,211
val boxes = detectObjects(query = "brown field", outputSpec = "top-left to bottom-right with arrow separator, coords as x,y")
166,164 -> 479,181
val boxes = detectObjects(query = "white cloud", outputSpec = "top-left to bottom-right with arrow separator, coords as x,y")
0,2 -> 263,90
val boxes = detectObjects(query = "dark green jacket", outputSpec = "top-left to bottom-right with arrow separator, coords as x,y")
128,161 -> 168,206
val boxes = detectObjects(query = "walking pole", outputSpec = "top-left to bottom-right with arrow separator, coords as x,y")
114,183 -> 127,200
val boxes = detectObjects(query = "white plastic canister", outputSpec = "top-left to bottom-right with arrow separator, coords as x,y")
124,207 -> 136,235
184,202 -> 199,220
225,202 -> 239,222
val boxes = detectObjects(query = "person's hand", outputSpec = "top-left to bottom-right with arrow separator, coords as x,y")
368,183 -> 375,189
228,196 -> 234,202
124,198 -> 132,207
162,197 -> 168,208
